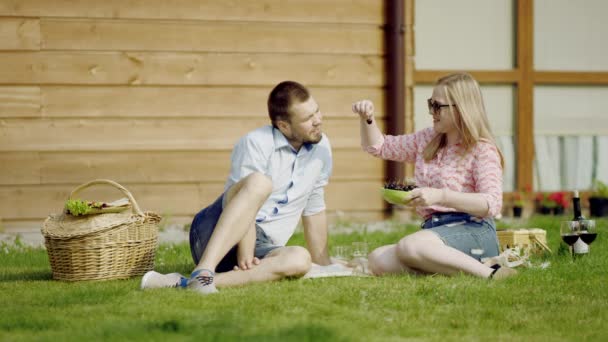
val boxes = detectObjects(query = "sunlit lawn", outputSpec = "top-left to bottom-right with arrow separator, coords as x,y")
1,216 -> 607,341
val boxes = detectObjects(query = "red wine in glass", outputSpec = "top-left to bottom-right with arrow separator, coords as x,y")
561,234 -> 579,246
579,233 -> 597,245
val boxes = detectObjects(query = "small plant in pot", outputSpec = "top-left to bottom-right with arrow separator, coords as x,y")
589,179 -> 608,217
512,185 -> 531,218
536,191 -> 569,215
548,191 -> 569,215
512,193 -> 524,217
536,193 -> 555,214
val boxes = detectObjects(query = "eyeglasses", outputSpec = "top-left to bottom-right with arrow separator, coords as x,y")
427,98 -> 456,115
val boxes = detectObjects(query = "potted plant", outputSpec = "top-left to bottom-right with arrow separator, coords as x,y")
589,180 -> 608,217
512,192 -> 524,217
536,193 -> 555,214
548,191 -> 569,215
536,191 -> 569,215
511,185 -> 530,218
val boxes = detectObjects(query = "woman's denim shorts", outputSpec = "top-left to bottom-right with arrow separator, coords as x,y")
422,212 -> 500,260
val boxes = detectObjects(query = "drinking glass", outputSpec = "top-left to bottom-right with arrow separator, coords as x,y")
351,242 -> 369,275
560,221 -> 580,260
579,220 -> 597,252
332,245 -> 350,264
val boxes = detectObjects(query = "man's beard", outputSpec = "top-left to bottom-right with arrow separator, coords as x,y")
303,131 -> 322,145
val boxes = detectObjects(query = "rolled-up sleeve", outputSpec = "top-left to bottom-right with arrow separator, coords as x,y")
472,143 -> 503,217
303,139 -> 332,216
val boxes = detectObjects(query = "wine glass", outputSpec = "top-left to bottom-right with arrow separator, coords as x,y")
332,245 -> 350,265
351,242 -> 369,275
560,221 -> 580,260
579,220 -> 597,252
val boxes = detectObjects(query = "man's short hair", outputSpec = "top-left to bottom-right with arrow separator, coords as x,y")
267,81 -> 310,128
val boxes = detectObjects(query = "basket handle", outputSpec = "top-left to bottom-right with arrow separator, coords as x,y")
68,179 -> 144,217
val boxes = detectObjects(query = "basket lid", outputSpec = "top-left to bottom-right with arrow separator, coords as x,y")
41,179 -> 147,238
42,211 -> 144,238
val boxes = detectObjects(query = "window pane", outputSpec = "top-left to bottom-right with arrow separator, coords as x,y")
534,86 -> 608,191
415,0 -> 514,70
534,86 -> 608,135
535,0 -> 608,71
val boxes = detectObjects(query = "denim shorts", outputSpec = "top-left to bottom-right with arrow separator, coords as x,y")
422,212 -> 500,261
189,194 -> 281,273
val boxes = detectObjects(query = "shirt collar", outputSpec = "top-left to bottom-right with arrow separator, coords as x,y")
272,127 -> 293,151
272,127 -> 315,153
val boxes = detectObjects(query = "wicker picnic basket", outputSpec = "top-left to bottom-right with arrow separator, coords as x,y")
42,179 -> 160,281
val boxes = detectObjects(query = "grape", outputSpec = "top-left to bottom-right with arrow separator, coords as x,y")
383,180 -> 417,191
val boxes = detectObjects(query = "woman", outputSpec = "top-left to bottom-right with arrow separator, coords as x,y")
352,72 -> 515,279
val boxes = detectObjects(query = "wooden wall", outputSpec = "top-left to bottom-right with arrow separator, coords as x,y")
0,0 -> 387,231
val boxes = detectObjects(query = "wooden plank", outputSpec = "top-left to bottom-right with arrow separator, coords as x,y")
1,210 -> 387,233
0,118 -> 384,151
0,0 -> 384,24
0,152 -> 40,184
0,180 -> 384,219
0,183 -> 211,219
0,52 -> 384,86
0,18 -> 40,50
39,86 -> 385,118
534,71 -> 608,85
41,19 -> 382,55
516,0 -> 534,191
1,149 -> 382,185
414,70 -> 520,84
0,86 -> 40,117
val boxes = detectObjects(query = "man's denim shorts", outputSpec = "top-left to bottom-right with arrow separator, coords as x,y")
189,194 -> 281,273
422,212 -> 500,260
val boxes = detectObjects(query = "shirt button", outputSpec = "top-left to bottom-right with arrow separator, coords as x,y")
272,207 -> 279,215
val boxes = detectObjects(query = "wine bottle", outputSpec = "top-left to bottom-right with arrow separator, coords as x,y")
572,190 -> 589,255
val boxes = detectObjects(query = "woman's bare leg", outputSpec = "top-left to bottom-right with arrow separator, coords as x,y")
395,230 -> 494,278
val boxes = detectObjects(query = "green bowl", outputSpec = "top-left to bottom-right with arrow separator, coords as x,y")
380,188 -> 414,205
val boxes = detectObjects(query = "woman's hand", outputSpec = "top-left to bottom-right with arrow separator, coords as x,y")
352,100 -> 375,122
408,187 -> 445,207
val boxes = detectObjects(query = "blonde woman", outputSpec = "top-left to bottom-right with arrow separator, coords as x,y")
352,73 -> 516,279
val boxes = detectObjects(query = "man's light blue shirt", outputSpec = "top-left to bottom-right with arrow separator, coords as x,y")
226,125 -> 332,246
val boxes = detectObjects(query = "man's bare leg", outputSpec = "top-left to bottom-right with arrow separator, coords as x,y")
215,246 -> 312,287
194,172 -> 272,272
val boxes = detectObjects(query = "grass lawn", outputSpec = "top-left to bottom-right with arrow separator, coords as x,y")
1,215 -> 607,341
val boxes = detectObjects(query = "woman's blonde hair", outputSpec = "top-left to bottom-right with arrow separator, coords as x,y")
422,72 -> 504,167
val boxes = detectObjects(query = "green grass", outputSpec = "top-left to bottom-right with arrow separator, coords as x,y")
1,216 -> 607,341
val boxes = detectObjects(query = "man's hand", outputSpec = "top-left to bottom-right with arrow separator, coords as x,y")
234,252 -> 260,271
408,187 -> 445,207
234,225 -> 260,271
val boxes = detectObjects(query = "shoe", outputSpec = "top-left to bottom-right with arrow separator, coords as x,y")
140,271 -> 187,290
490,265 -> 518,280
186,269 -> 218,294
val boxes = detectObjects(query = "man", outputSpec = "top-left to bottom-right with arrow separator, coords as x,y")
141,81 -> 332,294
